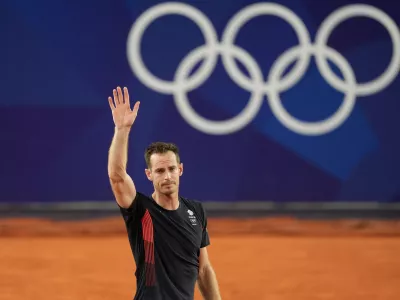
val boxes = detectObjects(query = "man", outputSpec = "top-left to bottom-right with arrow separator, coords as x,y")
107,86 -> 222,300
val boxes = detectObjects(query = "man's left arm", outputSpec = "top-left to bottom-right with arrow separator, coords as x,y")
197,247 -> 222,300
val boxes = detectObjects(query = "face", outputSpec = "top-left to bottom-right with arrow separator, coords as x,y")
145,151 -> 183,196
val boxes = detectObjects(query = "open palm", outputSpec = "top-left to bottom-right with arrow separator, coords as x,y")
108,87 -> 140,129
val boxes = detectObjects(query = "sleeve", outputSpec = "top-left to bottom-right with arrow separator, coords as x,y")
118,192 -> 146,226
200,203 -> 210,248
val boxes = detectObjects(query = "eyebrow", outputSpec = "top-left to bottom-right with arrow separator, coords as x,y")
154,166 -> 177,171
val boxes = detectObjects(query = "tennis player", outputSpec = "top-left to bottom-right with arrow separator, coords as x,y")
107,86 -> 222,300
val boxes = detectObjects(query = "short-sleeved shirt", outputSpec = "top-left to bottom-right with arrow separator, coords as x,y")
119,192 -> 210,300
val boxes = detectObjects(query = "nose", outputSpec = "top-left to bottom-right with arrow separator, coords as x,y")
165,171 -> 172,180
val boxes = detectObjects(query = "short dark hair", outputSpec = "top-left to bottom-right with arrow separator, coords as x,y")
144,142 -> 180,168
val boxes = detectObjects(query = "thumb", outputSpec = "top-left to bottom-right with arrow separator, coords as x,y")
133,101 -> 140,113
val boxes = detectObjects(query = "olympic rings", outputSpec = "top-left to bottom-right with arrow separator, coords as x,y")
127,2 -> 400,135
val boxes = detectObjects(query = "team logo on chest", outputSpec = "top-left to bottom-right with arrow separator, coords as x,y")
187,209 -> 197,226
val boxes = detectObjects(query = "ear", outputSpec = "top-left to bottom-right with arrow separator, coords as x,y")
179,163 -> 183,176
145,168 -> 153,181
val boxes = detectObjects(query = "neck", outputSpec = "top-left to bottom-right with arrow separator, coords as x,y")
152,191 -> 179,210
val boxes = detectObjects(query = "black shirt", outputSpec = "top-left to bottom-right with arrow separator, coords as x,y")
119,192 -> 210,300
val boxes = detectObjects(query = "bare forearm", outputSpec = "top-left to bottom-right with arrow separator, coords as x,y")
108,127 -> 131,178
107,86 -> 138,208
198,265 -> 221,300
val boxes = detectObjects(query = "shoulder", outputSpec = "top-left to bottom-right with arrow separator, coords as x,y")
134,192 -> 154,209
118,191 -> 151,214
136,191 -> 151,201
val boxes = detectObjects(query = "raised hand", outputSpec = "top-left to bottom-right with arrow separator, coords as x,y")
108,86 -> 140,129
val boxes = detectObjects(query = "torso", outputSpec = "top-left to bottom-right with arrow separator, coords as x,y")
119,192 -> 209,300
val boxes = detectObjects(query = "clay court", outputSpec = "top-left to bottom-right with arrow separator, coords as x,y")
1,217 -> 399,300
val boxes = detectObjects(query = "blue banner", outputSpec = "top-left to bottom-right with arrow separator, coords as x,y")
1,0 -> 400,203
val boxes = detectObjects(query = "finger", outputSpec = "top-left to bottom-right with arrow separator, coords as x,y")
113,89 -> 120,105
108,97 -> 115,110
117,86 -> 124,104
133,101 -> 140,114
124,87 -> 130,108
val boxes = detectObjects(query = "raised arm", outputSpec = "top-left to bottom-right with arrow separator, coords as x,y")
107,86 -> 140,209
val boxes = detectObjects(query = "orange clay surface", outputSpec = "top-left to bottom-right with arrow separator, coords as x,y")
0,217 -> 400,300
